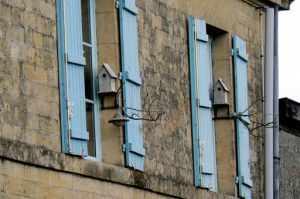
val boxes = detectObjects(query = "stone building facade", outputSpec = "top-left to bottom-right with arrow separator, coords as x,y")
279,98 -> 300,199
0,0 -> 292,198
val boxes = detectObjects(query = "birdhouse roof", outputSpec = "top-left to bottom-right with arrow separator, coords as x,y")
217,79 -> 229,92
101,63 -> 118,78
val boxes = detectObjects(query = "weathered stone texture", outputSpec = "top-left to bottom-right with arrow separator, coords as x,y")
0,159 -> 174,199
280,131 -> 300,198
0,0 -> 60,151
138,0 -> 264,198
0,0 -> 268,198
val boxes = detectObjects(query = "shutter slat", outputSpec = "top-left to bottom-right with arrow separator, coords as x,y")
66,0 -> 86,65
124,0 -> 138,14
120,0 -> 145,171
195,20 -> 209,42
233,35 -> 253,199
197,37 -> 212,108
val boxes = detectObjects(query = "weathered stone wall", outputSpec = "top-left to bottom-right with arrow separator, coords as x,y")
0,0 -> 60,150
0,0 -> 270,198
0,158 -> 173,199
138,0 -> 264,198
280,130 -> 300,198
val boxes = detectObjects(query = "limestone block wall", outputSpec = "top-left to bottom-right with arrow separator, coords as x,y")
137,0 -> 264,198
0,0 -> 60,150
0,0 -> 283,198
0,159 -> 173,199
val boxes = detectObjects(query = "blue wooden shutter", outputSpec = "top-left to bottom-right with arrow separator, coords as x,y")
64,0 -> 89,156
233,35 -> 253,198
189,17 -> 217,190
189,16 -> 200,187
119,0 -> 145,171
57,0 -> 68,154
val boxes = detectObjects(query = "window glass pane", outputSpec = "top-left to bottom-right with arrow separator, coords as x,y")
86,102 -> 96,157
81,0 -> 90,43
83,45 -> 93,100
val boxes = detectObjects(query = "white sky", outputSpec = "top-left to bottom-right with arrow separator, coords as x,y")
279,1 -> 300,102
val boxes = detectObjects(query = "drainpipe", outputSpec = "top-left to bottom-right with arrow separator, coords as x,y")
273,5 -> 280,199
265,7 -> 274,199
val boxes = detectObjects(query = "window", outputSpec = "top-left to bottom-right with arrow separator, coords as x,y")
188,17 -> 253,196
57,0 -> 145,170
57,0 -> 100,158
188,16 -> 217,191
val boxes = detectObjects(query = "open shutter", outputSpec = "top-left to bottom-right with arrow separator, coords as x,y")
189,16 -> 217,190
119,0 -> 145,171
233,35 -> 253,198
65,0 -> 89,156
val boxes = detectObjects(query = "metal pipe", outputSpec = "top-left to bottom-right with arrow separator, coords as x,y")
265,7 -> 274,199
273,5 -> 280,199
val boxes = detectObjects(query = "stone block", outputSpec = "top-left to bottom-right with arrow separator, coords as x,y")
96,13 -> 119,44
96,0 -> 116,13
98,44 -> 120,72
215,119 -> 236,195
101,109 -> 124,166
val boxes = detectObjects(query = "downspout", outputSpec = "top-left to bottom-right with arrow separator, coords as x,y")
273,5 -> 280,199
265,7 -> 274,199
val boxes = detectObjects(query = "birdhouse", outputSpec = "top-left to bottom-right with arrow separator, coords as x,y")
213,79 -> 229,105
98,63 -> 118,95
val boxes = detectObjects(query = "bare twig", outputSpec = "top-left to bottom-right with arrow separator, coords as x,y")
241,97 -> 265,114
121,107 -> 165,121
114,84 -> 165,122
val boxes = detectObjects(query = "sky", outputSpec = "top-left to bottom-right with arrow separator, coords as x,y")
279,1 -> 300,102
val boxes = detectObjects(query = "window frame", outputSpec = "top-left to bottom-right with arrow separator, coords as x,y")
57,0 -> 101,160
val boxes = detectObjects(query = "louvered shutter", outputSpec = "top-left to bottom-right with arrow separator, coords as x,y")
119,0 -> 145,171
189,16 -> 217,190
65,0 -> 89,156
233,35 -> 253,198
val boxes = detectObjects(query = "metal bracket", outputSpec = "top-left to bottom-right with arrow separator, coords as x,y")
196,98 -> 200,107
231,49 -> 235,56
118,72 -> 123,80
115,0 -> 120,8
67,99 -> 74,120
122,144 -> 126,152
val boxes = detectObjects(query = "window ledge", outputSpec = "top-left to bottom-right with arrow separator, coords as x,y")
0,137 -> 236,199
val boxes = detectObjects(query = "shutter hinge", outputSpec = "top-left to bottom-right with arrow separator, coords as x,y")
82,148 -> 87,157
122,71 -> 129,80
122,144 -> 126,152
196,98 -> 200,107
67,143 -> 72,153
67,99 -> 74,120
235,176 -> 239,184
64,52 -> 68,62
115,0 -> 120,8
231,49 -> 234,56
199,140 -> 205,156
118,72 -> 123,80
195,31 -> 199,41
